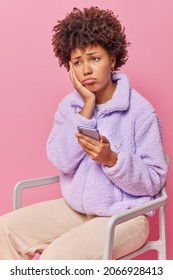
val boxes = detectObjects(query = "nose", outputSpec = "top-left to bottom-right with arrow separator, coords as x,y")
83,62 -> 92,75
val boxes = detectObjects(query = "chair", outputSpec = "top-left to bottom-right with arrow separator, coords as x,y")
13,155 -> 169,260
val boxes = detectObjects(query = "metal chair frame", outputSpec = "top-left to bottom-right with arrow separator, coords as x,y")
13,156 -> 169,260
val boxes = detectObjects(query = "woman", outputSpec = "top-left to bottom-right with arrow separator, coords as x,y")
0,7 -> 168,260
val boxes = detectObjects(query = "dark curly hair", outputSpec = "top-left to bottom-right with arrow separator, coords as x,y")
52,7 -> 130,71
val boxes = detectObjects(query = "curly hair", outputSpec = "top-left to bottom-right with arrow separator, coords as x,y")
52,7 -> 130,71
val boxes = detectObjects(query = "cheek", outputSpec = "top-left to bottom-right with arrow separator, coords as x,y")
73,68 -> 82,81
99,65 -> 112,79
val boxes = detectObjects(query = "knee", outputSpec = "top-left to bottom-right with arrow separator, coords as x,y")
0,212 -> 15,231
40,233 -> 94,260
0,211 -> 22,239
40,237 -> 82,260
0,214 -> 13,247
0,214 -> 9,232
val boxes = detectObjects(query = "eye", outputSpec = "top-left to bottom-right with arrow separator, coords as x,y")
74,60 -> 81,66
92,57 -> 100,62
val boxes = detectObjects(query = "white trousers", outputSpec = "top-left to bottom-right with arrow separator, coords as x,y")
0,198 -> 149,260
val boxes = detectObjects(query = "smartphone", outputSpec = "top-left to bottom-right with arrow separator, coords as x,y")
77,126 -> 100,141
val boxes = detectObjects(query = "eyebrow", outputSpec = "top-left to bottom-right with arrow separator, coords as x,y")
71,51 -> 100,60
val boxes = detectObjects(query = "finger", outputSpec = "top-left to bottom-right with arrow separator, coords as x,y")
70,65 -> 82,90
99,135 -> 109,143
69,61 -> 78,84
78,137 -> 96,151
78,141 -> 97,159
69,62 -> 77,81
69,62 -> 74,83
69,61 -> 73,71
77,133 -> 100,145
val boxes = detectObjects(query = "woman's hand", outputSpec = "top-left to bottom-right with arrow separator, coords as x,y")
76,133 -> 118,167
69,61 -> 95,102
69,62 -> 95,119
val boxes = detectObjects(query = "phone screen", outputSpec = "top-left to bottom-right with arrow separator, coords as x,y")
77,126 -> 100,140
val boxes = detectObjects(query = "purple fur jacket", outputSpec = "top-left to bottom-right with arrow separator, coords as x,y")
47,73 -> 168,216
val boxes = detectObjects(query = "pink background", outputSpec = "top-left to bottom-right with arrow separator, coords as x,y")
0,0 -> 172,259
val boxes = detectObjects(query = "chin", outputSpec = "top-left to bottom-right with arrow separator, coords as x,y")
85,85 -> 98,92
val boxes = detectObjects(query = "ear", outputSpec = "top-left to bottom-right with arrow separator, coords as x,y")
110,57 -> 116,69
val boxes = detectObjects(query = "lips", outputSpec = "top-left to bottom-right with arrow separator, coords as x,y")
82,78 -> 96,85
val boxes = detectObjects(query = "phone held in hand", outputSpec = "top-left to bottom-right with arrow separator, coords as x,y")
77,126 -> 100,141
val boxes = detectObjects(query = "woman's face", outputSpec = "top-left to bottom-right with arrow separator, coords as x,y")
70,45 -> 116,102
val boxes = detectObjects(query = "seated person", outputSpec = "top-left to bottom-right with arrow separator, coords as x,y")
0,6 -> 168,260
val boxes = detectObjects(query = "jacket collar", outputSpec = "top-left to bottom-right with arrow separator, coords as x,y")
71,73 -> 131,113
103,73 -> 131,113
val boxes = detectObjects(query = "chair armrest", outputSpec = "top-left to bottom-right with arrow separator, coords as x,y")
13,175 -> 60,210
103,184 -> 167,259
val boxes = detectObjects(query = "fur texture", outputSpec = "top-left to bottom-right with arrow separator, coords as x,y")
47,73 -> 168,216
